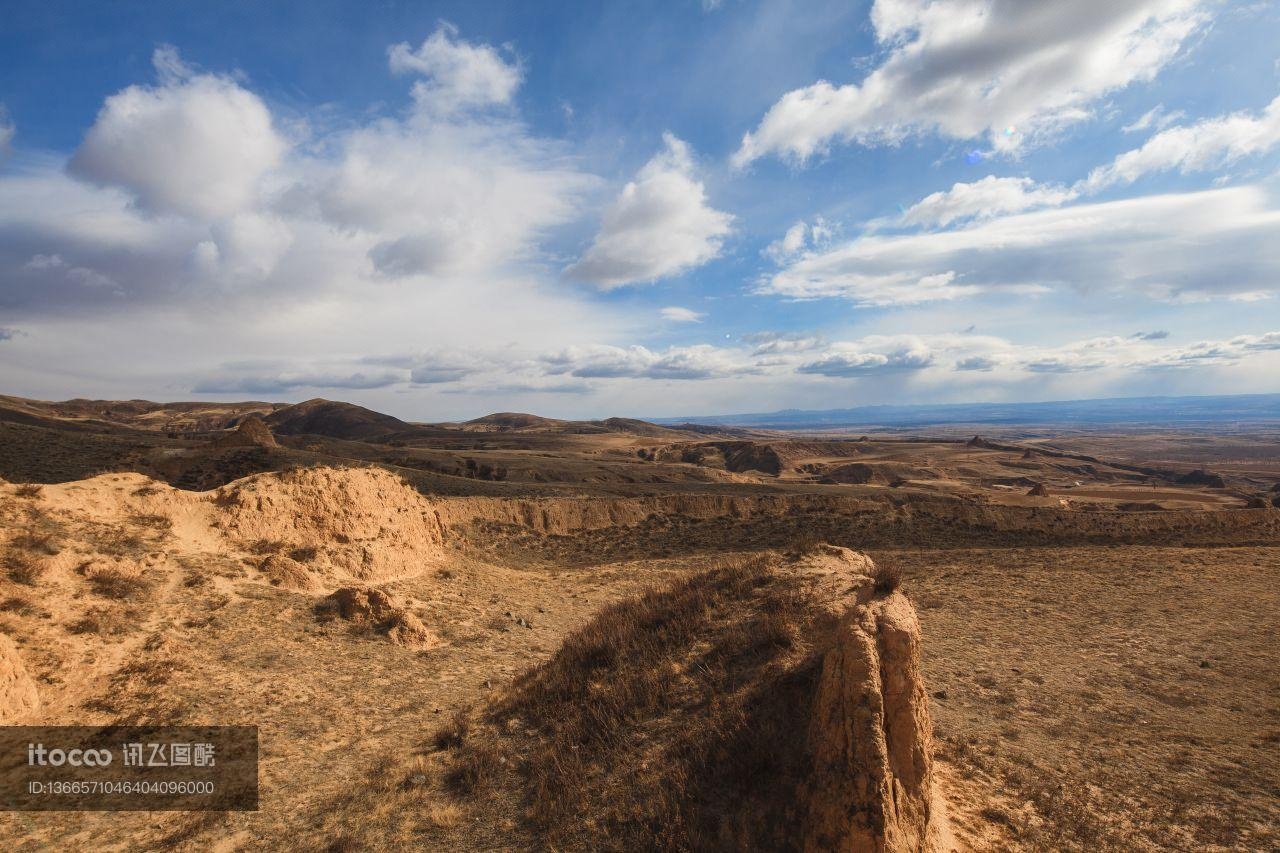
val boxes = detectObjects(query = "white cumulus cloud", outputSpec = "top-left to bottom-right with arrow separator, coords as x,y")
765,217 -> 832,263
734,0 -> 1209,166
68,47 -> 286,219
566,133 -> 732,288
388,23 -> 522,114
901,176 -> 1077,227
1082,94 -> 1280,191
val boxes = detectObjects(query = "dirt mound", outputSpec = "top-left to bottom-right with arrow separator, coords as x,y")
265,399 -> 412,441
385,609 -> 438,648
216,467 -> 446,583
1027,483 -> 1050,496
821,462 -> 886,485
966,435 -> 998,449
818,461 -> 938,486
260,553 -> 320,591
719,441 -> 785,475
321,586 -> 441,649
0,633 -> 39,722
1178,469 -> 1226,488
436,547 -> 942,851
326,586 -> 402,622
212,415 -> 279,449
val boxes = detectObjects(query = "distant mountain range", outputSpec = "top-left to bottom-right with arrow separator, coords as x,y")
654,393 -> 1280,430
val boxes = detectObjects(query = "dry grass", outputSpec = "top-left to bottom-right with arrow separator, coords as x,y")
431,709 -> 471,751
92,527 -> 150,558
248,538 -> 286,555
786,529 -> 824,558
872,560 -> 902,595
87,568 -> 155,601
442,741 -> 501,795
6,552 -> 48,586
0,595 -> 40,616
9,530 -> 62,555
911,545 -> 1280,851
67,606 -> 141,636
13,483 -> 43,498
129,513 -> 173,531
439,557 -> 830,850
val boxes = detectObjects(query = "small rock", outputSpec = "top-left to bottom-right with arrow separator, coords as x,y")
1199,660 -> 1212,669
932,689 -> 949,700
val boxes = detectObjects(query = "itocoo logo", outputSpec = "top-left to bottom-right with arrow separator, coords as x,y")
27,743 -> 113,766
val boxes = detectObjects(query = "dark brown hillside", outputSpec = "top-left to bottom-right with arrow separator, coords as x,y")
264,399 -> 414,441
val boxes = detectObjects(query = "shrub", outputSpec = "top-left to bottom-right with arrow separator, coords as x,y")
9,531 -> 61,555
68,607 -> 139,636
130,513 -> 173,531
14,483 -> 43,498
248,539 -> 286,555
6,553 -> 48,586
787,529 -> 824,558
433,709 -> 472,751
0,596 -> 37,616
443,742 -> 500,795
872,561 -> 903,595
88,569 -> 154,601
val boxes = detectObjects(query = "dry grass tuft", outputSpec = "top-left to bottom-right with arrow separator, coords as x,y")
443,741 -> 501,795
786,529 -> 824,559
0,595 -> 39,616
68,606 -> 140,636
86,567 -> 155,601
248,538 -> 286,556
872,561 -> 903,595
432,709 -> 471,751
6,553 -> 48,586
92,528 -> 150,558
14,483 -> 43,498
129,513 -> 173,531
9,530 -> 62,555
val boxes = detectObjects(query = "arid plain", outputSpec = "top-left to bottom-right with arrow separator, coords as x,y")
0,394 -> 1277,851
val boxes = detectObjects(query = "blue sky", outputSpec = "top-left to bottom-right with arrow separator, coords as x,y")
1,0 -> 1279,420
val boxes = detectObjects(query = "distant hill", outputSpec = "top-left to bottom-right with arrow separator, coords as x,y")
0,394 -> 279,433
654,393 -> 1280,431
456,411 -> 714,439
460,412 -> 569,432
264,399 -> 413,440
